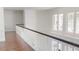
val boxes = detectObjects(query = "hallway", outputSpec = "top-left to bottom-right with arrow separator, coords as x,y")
0,7 -> 79,51
0,31 -> 34,51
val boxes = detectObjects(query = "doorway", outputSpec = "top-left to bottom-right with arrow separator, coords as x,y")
4,8 -> 24,50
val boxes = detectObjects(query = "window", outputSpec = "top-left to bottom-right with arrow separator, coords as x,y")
75,12 -> 79,34
52,11 -> 79,35
58,14 -> 63,31
67,12 -> 74,33
52,14 -> 58,31
52,14 -> 63,31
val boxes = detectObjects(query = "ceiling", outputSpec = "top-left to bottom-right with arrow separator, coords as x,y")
4,7 -> 54,10
31,7 -> 53,10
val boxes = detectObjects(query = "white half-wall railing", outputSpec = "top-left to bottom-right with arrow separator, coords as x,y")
16,25 -> 79,51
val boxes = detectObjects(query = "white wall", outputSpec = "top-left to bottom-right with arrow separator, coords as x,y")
0,7 -> 5,41
4,10 -> 24,32
24,8 -> 37,29
4,10 -> 16,31
15,10 -> 24,24
36,10 -> 52,33
24,8 -> 52,33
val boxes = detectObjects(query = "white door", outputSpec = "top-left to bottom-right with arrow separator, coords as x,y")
0,7 -> 5,41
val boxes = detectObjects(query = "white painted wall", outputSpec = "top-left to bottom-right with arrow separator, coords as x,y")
0,7 -> 5,41
4,10 -> 24,31
15,10 -> 24,24
36,10 -> 52,33
4,10 -> 16,31
24,8 -> 37,29
24,8 -> 52,33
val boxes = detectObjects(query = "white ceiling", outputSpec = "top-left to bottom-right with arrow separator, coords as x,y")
4,7 -> 54,10
4,7 -> 25,10
31,7 -> 53,10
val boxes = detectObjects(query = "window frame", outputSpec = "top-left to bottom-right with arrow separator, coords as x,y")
52,13 -> 64,32
58,13 -> 64,31
67,12 -> 75,33
52,14 -> 58,31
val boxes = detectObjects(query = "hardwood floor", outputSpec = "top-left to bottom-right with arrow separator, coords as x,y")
0,31 -> 34,51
